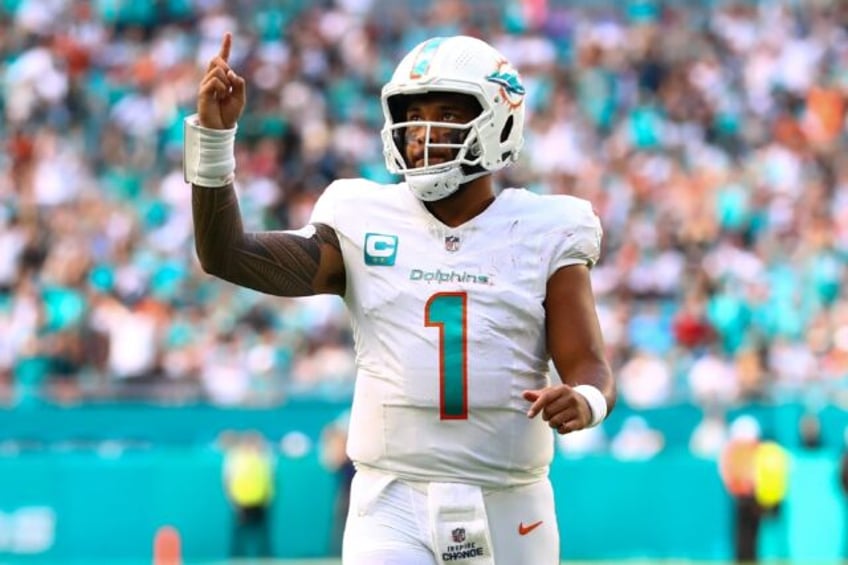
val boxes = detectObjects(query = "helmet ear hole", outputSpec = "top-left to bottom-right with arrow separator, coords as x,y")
500,115 -> 514,143
387,94 -> 409,160
387,94 -> 408,122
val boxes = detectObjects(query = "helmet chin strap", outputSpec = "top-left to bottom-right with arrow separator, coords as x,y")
406,166 -> 489,202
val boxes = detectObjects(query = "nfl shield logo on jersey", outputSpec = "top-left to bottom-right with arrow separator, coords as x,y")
451,527 -> 466,543
445,235 -> 461,252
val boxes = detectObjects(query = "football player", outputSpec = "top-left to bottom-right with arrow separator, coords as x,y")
186,32 -> 616,565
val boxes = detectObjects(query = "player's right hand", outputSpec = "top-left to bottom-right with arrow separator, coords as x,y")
197,32 -> 246,130
523,384 -> 593,435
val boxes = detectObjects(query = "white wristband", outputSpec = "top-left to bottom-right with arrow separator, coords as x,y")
573,385 -> 608,428
183,113 -> 237,187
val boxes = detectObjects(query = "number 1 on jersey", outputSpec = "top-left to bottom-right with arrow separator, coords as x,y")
425,292 -> 468,420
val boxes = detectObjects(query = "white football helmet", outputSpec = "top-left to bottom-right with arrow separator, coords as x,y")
380,35 -> 526,201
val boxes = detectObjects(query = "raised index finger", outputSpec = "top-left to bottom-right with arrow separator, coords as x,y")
219,32 -> 232,63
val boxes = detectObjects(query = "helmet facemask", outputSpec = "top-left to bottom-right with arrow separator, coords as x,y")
381,94 -> 491,201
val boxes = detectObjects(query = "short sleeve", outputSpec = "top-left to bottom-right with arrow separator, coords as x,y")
308,181 -> 343,228
547,198 -> 603,278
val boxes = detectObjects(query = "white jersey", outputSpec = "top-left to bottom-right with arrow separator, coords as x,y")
309,180 -> 602,488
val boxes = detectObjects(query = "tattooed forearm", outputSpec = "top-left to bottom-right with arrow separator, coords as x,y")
192,184 -> 343,296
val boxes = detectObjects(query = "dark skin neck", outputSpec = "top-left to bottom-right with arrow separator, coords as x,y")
423,175 -> 496,227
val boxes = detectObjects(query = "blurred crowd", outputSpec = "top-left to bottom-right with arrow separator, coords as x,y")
1,0 -> 847,412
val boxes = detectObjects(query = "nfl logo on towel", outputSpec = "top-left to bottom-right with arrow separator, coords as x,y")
445,235 -> 461,252
451,527 -> 466,543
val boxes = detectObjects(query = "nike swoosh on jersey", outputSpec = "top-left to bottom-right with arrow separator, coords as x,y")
518,520 -> 543,535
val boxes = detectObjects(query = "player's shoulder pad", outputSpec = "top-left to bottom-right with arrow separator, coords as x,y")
505,190 -> 599,231
309,178 -> 393,227
509,190 -> 603,267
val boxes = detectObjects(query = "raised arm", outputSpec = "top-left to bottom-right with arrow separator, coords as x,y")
192,187 -> 344,296
186,33 -> 344,297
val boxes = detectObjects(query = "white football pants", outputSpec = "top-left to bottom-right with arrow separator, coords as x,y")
342,468 -> 559,565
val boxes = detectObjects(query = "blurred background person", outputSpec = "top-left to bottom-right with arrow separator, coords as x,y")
720,415 -> 763,563
610,415 -> 665,461
798,411 -> 823,450
222,430 -> 276,559
839,427 -> 848,558
319,411 -> 354,557
690,407 -> 730,460
753,434 -> 790,559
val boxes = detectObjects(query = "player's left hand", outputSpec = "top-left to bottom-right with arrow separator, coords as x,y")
198,32 -> 246,130
523,385 -> 592,434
